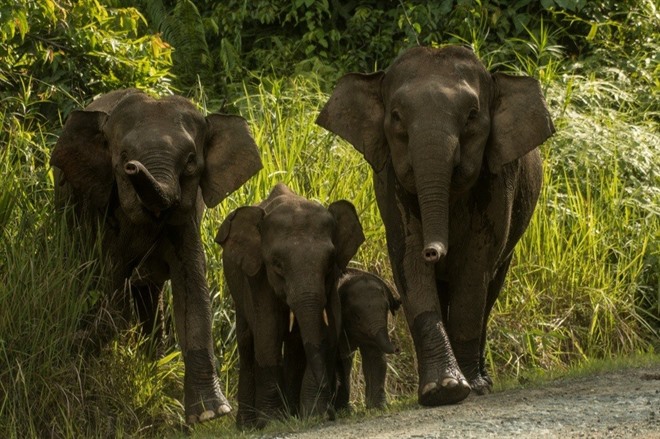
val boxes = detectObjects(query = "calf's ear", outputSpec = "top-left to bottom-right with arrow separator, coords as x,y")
328,200 -> 365,270
215,206 -> 265,277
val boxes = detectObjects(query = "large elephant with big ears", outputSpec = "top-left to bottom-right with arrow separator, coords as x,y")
317,46 -> 554,405
50,88 -> 262,423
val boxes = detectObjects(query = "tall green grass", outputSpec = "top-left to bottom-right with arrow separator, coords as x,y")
0,99 -> 185,437
1,67 -> 658,437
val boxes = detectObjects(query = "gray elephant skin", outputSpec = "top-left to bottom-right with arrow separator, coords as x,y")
317,46 -> 555,405
50,88 -> 262,424
335,268 -> 401,410
215,183 -> 365,428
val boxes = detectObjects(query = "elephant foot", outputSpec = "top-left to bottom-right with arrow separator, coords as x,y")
184,351 -> 232,424
185,390 -> 231,424
235,409 -> 257,430
412,312 -> 471,406
469,375 -> 493,395
418,375 -> 471,406
453,339 -> 492,395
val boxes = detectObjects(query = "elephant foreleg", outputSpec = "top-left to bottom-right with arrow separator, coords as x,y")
446,231 -> 504,395
360,345 -> 387,409
236,313 -> 258,428
167,223 -> 230,424
283,324 -> 306,416
252,305 -> 287,426
373,170 -> 470,406
334,350 -> 354,412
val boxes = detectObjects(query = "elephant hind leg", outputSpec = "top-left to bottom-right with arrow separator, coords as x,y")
478,256 -> 514,391
131,281 -> 167,355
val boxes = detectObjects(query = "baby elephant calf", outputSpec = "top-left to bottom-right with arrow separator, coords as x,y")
335,268 -> 401,410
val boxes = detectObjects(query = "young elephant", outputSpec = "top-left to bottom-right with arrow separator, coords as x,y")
50,88 -> 262,424
215,183 -> 364,429
318,46 -> 555,405
335,268 -> 401,411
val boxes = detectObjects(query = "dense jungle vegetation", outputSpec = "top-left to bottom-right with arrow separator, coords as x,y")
1,0 -> 658,436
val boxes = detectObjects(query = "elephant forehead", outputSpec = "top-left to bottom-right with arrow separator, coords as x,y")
388,45 -> 483,77
388,75 -> 479,110
344,279 -> 387,301
262,206 -> 333,242
118,125 -> 196,154
267,200 -> 333,227
110,97 -> 205,139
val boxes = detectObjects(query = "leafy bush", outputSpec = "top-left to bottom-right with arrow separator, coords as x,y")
116,0 -> 656,97
0,0 -> 173,123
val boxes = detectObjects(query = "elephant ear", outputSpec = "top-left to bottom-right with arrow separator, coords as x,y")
487,73 -> 555,174
202,115 -> 263,208
328,200 -> 365,270
215,206 -> 265,277
382,281 -> 401,315
316,72 -> 389,173
50,110 -> 113,208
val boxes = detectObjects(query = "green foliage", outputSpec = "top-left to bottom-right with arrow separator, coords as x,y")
0,0 -> 173,122
134,0 -> 212,86
116,0 -> 652,95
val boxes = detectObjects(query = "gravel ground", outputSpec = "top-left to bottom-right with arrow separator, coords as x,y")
278,365 -> 660,439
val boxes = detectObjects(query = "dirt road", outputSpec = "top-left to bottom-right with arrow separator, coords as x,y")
281,365 -> 659,438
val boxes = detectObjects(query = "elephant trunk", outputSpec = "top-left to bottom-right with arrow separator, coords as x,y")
374,327 -> 398,354
411,137 -> 454,263
290,295 -> 335,416
291,299 -> 329,384
124,160 -> 179,213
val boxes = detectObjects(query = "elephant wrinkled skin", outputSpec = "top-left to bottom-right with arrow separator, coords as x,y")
317,46 -> 555,405
335,268 -> 401,410
216,183 -> 365,429
50,88 -> 262,424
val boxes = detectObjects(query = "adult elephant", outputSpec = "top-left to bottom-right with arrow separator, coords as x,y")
50,88 -> 262,423
215,183 -> 364,428
317,46 -> 554,405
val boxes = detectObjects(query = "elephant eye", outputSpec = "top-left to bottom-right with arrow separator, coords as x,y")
184,153 -> 197,175
272,258 -> 284,275
391,110 -> 402,124
467,107 -> 479,122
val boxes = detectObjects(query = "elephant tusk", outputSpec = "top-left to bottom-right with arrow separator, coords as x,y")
289,311 -> 295,332
323,309 -> 329,327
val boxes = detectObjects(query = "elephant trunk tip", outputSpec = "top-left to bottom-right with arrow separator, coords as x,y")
124,160 -> 177,212
423,242 -> 447,263
124,161 -> 140,175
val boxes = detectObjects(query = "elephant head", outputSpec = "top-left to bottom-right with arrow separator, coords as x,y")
216,183 -> 365,416
317,46 -> 554,263
51,89 -> 262,225
339,269 -> 401,354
